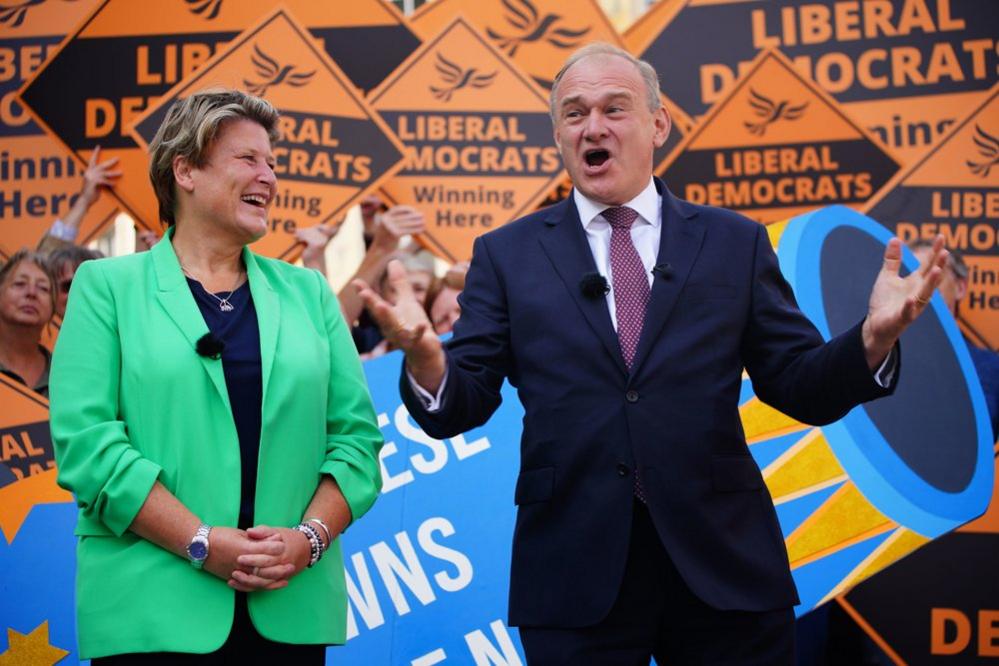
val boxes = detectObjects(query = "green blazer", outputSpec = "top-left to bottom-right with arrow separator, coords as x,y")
50,233 -> 383,658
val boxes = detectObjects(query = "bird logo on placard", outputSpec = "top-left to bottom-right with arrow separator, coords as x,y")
184,0 -> 222,20
243,45 -> 315,97
429,52 -> 497,103
486,0 -> 590,58
966,125 -> 999,178
744,88 -> 808,137
0,0 -> 47,28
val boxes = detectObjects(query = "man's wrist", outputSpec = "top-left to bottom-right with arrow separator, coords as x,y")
861,318 -> 894,371
406,348 -> 446,395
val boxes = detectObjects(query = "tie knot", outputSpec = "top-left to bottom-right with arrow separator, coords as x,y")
603,206 -> 639,230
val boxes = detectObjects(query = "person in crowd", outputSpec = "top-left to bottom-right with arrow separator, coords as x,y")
47,245 -> 103,318
49,89 -> 382,663
135,228 -> 161,253
379,249 -> 435,309
359,193 -> 388,243
425,262 -> 468,336
38,146 -> 121,255
910,240 -> 998,439
295,223 -> 340,277
339,203 -> 427,353
0,250 -> 56,397
357,42 -> 947,664
360,250 -> 438,360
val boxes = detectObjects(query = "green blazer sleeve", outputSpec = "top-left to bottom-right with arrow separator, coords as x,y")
49,260 -> 162,536
314,269 -> 383,523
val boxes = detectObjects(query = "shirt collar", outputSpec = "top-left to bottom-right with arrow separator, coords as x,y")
573,177 -> 661,230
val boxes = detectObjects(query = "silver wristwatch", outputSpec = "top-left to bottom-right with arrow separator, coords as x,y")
186,524 -> 212,569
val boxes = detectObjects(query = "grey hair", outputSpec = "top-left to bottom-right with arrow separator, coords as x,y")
48,245 -> 103,274
549,42 -> 662,120
148,88 -> 280,226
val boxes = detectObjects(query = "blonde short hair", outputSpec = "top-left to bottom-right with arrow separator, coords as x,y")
148,89 -> 279,225
0,249 -> 57,318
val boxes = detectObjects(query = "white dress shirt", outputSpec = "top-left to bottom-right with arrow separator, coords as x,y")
574,177 -> 661,331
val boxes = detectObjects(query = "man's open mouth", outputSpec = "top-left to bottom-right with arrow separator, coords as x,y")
585,149 -> 610,167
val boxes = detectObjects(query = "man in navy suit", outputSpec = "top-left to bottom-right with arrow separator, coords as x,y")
358,43 -> 948,664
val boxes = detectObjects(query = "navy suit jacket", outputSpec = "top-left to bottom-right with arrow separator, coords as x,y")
402,181 -> 894,628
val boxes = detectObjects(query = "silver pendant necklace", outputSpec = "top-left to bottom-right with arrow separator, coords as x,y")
182,266 -> 243,312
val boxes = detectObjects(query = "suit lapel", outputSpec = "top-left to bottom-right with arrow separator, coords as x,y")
630,183 -> 705,375
537,197 -> 629,377
151,231 -> 231,409
243,250 -> 279,403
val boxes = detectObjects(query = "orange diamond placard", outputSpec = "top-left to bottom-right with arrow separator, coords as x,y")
369,17 -> 565,263
0,0 -> 120,254
625,0 -> 998,165
410,0 -> 619,91
865,83 -> 999,350
16,0 -> 420,237
0,374 -> 52,489
660,49 -> 903,224
127,8 -> 406,260
408,0 -> 696,167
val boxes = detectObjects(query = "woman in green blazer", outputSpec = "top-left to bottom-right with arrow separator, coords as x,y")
50,90 -> 383,662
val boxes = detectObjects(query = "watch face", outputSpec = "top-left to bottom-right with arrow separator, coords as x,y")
188,540 -> 208,560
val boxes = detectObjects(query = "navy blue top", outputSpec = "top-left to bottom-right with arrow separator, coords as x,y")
187,277 -> 262,528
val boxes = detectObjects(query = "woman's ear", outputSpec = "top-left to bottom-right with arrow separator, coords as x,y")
173,155 -> 196,194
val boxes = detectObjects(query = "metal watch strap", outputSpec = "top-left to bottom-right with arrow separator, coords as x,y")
187,524 -> 212,569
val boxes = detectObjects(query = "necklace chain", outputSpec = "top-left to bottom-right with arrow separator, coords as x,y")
181,265 -> 243,312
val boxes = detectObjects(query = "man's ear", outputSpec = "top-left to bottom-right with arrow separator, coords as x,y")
173,155 -> 195,194
653,105 -> 671,149
955,275 -> 969,303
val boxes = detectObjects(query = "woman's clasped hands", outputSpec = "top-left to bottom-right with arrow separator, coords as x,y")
203,525 -> 321,592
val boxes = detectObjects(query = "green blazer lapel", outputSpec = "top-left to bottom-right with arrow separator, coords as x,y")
243,250 -> 279,403
151,232 -> 231,410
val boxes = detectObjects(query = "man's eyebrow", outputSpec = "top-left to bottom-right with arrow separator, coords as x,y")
559,89 -> 635,109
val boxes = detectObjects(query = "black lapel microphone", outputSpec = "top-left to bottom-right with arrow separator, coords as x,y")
652,263 -> 673,281
579,272 -> 610,299
196,333 -> 225,359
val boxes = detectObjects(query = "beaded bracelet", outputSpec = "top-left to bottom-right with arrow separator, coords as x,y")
306,517 -> 332,547
293,522 -> 324,567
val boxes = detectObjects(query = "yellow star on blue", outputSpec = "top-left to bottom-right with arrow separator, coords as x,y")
0,621 -> 70,665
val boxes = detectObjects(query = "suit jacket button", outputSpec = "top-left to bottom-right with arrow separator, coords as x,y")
626,390 -> 639,403
617,463 -> 630,476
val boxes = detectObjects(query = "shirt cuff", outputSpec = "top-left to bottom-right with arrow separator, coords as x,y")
873,345 -> 898,388
406,365 -> 449,412
48,218 -> 79,241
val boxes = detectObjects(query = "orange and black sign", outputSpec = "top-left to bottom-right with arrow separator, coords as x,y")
865,84 -> 999,350
659,49 -> 902,224
409,0 -> 618,91
0,0 -> 119,254
129,8 -> 407,260
369,17 -> 565,263
841,526 -> 999,664
15,0 -> 420,235
0,374 -> 51,489
628,0 -> 998,164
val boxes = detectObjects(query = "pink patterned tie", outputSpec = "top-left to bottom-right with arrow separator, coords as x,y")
604,206 -> 650,503
604,206 -> 649,369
